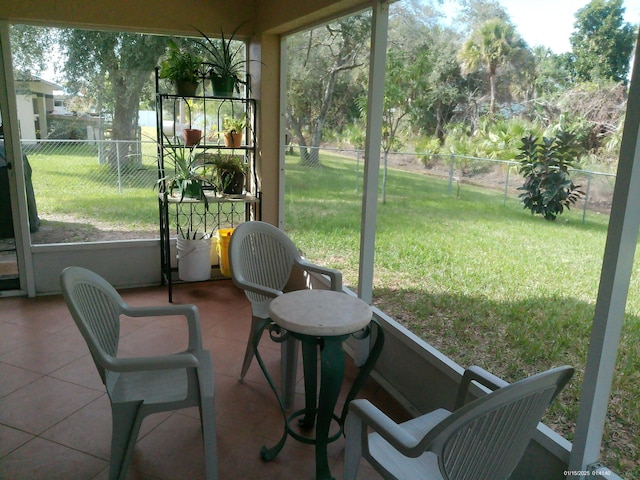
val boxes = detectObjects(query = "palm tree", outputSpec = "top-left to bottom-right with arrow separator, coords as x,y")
458,18 -> 522,115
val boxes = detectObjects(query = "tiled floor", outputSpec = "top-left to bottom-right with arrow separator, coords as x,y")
0,280 -> 409,479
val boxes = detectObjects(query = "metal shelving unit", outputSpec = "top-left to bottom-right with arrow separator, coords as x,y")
155,68 -> 260,301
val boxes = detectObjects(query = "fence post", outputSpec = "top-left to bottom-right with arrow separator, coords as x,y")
503,161 -> 511,206
448,153 -> 455,194
355,150 -> 360,192
116,141 -> 123,194
582,172 -> 592,224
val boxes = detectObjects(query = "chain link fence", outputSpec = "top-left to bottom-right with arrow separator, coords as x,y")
22,138 -> 159,192
20,140 -> 616,244
288,145 -> 616,222
22,139 -> 159,243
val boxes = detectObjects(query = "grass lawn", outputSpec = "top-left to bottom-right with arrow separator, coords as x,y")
26,137 -> 159,236
284,152 -> 640,478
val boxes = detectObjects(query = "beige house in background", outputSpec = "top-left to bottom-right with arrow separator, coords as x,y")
14,76 -> 61,142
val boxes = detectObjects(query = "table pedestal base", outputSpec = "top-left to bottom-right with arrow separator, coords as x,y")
252,318 -> 384,480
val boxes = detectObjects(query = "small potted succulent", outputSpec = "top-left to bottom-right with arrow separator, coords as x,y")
159,40 -> 203,96
222,113 -> 248,148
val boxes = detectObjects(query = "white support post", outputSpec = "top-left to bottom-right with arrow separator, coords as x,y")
354,1 -> 389,367
568,34 -> 640,476
358,0 -> 389,304
278,37 -> 287,229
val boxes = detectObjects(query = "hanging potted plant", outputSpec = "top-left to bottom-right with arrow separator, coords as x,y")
158,39 -> 203,96
222,113 -> 248,148
158,134 -> 212,206
195,26 -> 247,97
211,152 -> 248,196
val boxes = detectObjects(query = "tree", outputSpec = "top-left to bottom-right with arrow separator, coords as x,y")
458,18 -> 525,116
286,13 -> 370,166
517,130 -> 584,221
8,25 -> 56,79
381,52 -> 410,204
453,0 -> 511,34
529,47 -> 572,99
405,26 -> 470,143
570,0 -> 636,83
60,29 -> 169,167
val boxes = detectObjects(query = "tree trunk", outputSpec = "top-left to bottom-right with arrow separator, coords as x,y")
382,149 -> 389,205
303,67 -> 340,167
435,103 -> 445,145
287,111 -> 312,164
489,68 -> 497,116
107,71 -> 147,170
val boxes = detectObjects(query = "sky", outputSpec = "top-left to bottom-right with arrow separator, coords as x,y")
441,0 -> 640,53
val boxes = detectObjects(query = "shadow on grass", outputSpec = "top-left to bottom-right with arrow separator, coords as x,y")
31,219 -> 158,244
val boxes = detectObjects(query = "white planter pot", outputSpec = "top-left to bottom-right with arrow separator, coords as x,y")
177,237 -> 212,281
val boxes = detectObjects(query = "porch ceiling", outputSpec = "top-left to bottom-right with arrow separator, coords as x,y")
0,0 -> 378,38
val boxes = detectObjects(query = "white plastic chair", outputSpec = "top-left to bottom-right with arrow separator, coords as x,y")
228,221 -> 342,406
344,365 -> 574,480
60,266 -> 217,480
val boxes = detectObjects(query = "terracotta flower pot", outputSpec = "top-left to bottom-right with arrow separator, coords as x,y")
183,129 -> 202,147
223,131 -> 243,148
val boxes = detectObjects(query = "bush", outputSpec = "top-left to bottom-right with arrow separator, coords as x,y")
517,130 -> 585,221
415,135 -> 441,168
47,117 -> 89,140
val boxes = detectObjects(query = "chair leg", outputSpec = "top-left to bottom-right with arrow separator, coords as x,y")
200,398 -> 218,480
241,315 -> 297,409
239,315 -> 261,381
343,413 -> 364,480
109,400 -> 145,480
196,351 -> 218,480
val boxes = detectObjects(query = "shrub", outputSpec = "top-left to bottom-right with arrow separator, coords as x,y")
415,135 -> 441,168
517,130 -> 585,221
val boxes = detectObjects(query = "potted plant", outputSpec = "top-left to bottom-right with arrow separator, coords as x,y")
222,113 -> 248,148
195,26 -> 246,97
159,39 -> 203,96
211,152 -> 248,196
183,128 -> 203,147
176,226 -> 212,281
158,134 -> 212,205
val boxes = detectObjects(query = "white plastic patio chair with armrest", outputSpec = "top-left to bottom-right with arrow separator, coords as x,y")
228,221 -> 342,407
60,266 -> 217,480
344,364 -> 574,480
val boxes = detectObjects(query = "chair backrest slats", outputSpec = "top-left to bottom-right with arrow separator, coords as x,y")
73,282 -> 120,357
426,366 -> 573,480
231,223 -> 298,305
62,268 -> 125,384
